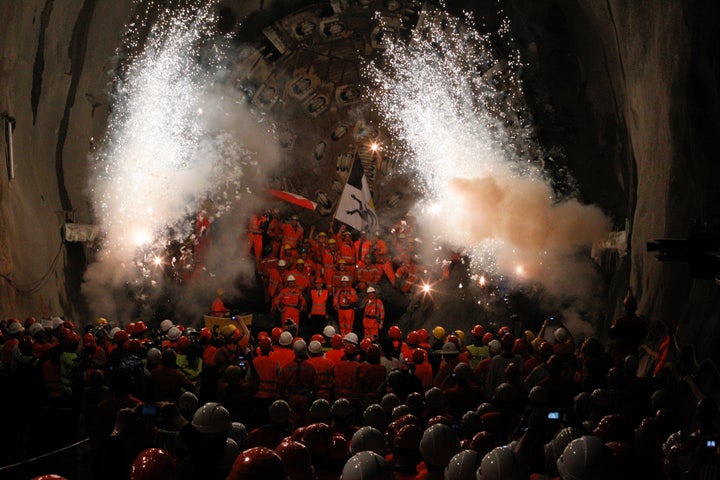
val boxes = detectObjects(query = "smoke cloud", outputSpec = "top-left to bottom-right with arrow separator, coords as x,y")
83,5 -> 280,325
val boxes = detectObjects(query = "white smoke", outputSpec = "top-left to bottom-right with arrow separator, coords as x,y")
83,3 -> 279,325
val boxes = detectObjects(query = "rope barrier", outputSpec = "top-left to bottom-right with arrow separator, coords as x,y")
0,437 -> 89,473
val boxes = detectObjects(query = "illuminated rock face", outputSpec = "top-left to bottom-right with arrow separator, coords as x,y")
0,1 -> 718,363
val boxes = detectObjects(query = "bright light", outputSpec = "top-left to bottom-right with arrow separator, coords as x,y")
370,142 -> 380,152
479,275 -> 486,287
515,265 -> 525,276
422,283 -> 432,293
153,256 -> 163,266
133,230 -> 151,246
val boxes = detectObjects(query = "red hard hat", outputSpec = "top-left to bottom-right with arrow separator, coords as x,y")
366,344 -> 381,361
176,336 -> 190,351
331,334 -> 343,348
388,325 -> 402,340
469,431 -> 497,457
32,476 -> 68,480
135,321 -> 148,333
24,316 -> 37,330
200,327 -> 212,341
330,433 -> 350,462
500,333 -> 515,351
446,334 -> 460,348
311,333 -> 325,344
114,330 -> 129,344
406,331 -> 419,346
498,326 -> 511,336
482,332 -> 494,345
127,322 -> 137,335
512,338 -> 527,355
344,344 -> 357,356
271,327 -> 283,343
411,348 -> 425,364
125,339 -> 143,352
417,328 -> 429,343
276,440 -> 314,477
62,320 -> 76,331
472,324 -> 485,338
130,448 -> 177,480
302,423 -> 334,456
82,333 -> 96,348
593,414 -> 634,443
228,447 -> 288,480
393,424 -> 423,450
259,337 -> 272,352
360,338 -> 373,352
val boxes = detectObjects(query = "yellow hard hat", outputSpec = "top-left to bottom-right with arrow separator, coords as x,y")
96,317 -> 108,326
221,324 -> 237,338
454,330 -> 465,342
524,330 -> 535,342
433,326 -> 445,340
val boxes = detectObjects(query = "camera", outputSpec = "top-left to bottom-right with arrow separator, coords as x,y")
547,411 -> 559,420
141,405 -> 158,417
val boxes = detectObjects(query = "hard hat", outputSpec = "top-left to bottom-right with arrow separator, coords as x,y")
350,426 -> 387,456
441,342 -> 459,355
167,326 -> 182,341
554,327 -> 569,342
417,328 -> 430,343
366,344 -> 381,361
311,333 -> 325,344
178,391 -> 199,416
380,393 -> 401,414
453,362 -> 472,379
220,324 -> 237,339
341,275 -> 350,282
366,286 -> 376,293
283,244 -> 293,250
512,338 -> 527,355
129,448 -> 176,480
82,333 -> 96,348
445,449 -> 482,480
258,337 -> 272,352
114,329 -> 129,344
286,274 -> 296,282
341,451 -> 393,480
545,427 -> 583,463
309,399 -> 331,421
424,387 -> 444,409
461,411 -> 483,432
528,385 -> 549,404
419,424 -> 461,467
8,322 -> 24,334
29,322 -> 44,336
317,231 -> 327,237
331,398 -> 352,418
96,317 -> 108,326
394,424 -> 424,451
363,404 -> 387,430
331,334 -> 343,348
271,327 -> 283,343
454,330 -> 465,343
327,238 -> 336,244
159,319 -> 174,332
360,337 -> 373,352
338,258 -> 347,265
392,405 -> 412,421
222,438 -> 240,471
278,259 -> 287,267
593,414 -> 634,443
388,325 -> 402,340
276,440 -> 313,474
269,400 -> 291,423
477,446 -> 529,480
135,321 -> 148,333
482,332 -> 494,345
192,402 -> 230,434
302,423 -> 334,455
308,340 -> 323,354
406,331 -> 419,346
472,324 -> 485,338
109,326 -> 121,338
433,326 -> 446,340
323,325 -> 336,337
279,331 -> 293,346
51,316 -> 64,329
500,332 -> 515,351
469,431 -> 497,457
32,476 -> 69,480
446,334 -> 460,348
411,348 -> 425,364
292,339 -> 307,356
227,447 -> 288,480
344,332 -> 359,345
176,336 -> 190,351
488,339 -> 502,354
556,436 -> 612,480
524,330 -> 535,342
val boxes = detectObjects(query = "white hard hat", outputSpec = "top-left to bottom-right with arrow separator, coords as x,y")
556,435 -> 612,480
286,275 -> 296,282
554,327 -> 569,342
341,275 -> 350,282
424,387 -> 444,410
51,316 -> 64,329
344,332 -> 359,345
488,339 -> 502,354
8,322 -> 24,335
341,451 -> 393,480
279,331 -> 293,346
292,339 -> 307,356
310,398 -> 331,420
323,325 -> 336,338
146,347 -> 162,364
366,286 -> 376,293
419,424 -> 461,467
441,342 -> 459,355
28,322 -> 44,336
228,422 -> 248,449
308,340 -> 323,354
192,402 -> 231,434
392,404 -> 412,421
362,404 -> 387,430
445,449 -> 482,480
109,327 -> 121,338
178,391 -> 199,416
477,446 -> 529,480
331,398 -> 352,418
350,426 -> 387,456
160,319 -> 174,332
167,326 -> 182,341
221,438 -> 240,470
545,427 -> 583,463
278,259 -> 287,267
380,393 -> 401,414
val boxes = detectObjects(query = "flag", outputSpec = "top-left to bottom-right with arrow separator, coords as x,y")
265,189 -> 317,210
334,157 -> 378,231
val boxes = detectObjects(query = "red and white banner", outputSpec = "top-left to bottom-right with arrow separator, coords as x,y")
265,189 -> 317,211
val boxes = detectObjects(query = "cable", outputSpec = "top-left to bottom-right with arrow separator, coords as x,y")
0,438 -> 89,473
0,240 -> 64,295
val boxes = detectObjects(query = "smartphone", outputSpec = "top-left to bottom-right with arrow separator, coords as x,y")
547,411 -> 559,420
708,440 -> 716,448
141,405 -> 158,417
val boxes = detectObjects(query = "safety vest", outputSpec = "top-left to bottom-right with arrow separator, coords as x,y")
253,355 -> 280,399
465,344 -> 490,369
310,288 -> 329,315
306,356 -> 333,399
335,288 -> 358,310
276,287 -> 304,309
363,298 -> 385,322
281,224 -> 304,249
354,239 -> 373,262
339,242 -> 356,265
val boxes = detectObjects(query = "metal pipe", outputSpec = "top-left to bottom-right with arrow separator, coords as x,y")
3,114 -> 15,180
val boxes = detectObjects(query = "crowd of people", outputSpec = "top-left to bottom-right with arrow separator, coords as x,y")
0,291 -> 718,479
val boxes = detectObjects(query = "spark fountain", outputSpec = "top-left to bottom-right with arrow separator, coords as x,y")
367,7 -> 611,333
